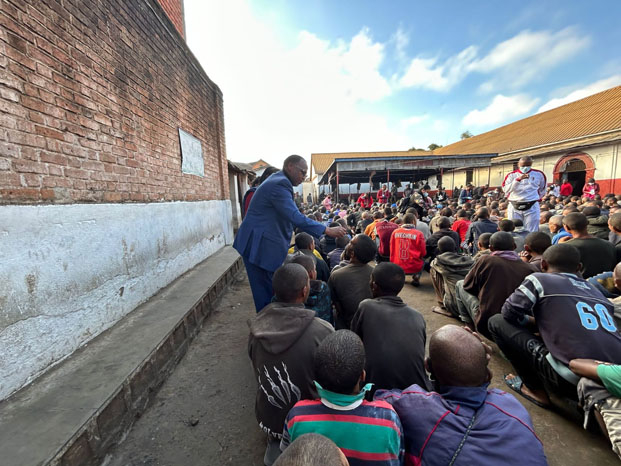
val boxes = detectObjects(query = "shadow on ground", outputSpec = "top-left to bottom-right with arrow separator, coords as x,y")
107,270 -> 618,466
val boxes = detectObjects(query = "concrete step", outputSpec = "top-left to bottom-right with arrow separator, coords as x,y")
0,246 -> 242,466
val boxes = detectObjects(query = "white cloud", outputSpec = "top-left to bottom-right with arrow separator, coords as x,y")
398,27 -> 590,93
473,27 -> 591,91
185,0 -> 409,166
401,115 -> 429,127
537,75 -> 621,113
463,94 -> 540,127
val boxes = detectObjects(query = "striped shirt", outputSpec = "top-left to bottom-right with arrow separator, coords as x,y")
281,399 -> 404,465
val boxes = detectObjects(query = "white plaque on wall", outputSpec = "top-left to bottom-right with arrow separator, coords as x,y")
178,128 -> 204,177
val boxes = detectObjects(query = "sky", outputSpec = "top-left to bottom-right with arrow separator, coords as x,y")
184,0 -> 621,168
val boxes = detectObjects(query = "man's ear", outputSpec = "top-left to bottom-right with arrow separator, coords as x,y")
424,357 -> 431,374
524,244 -> 532,253
577,262 -> 584,274
541,259 -> 549,272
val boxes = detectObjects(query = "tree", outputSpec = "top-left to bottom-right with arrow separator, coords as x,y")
408,146 -> 425,151
460,130 -> 473,139
427,143 -> 443,151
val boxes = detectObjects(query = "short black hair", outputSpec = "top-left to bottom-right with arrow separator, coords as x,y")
583,206 -> 601,217
498,219 -> 515,232
490,231 -> 515,251
272,263 -> 309,303
258,166 -> 279,184
274,434 -> 345,466
513,219 -> 523,228
283,154 -> 305,169
295,232 -> 314,250
525,232 -> 551,254
403,213 -> 415,224
352,234 -> 377,264
372,263 -> 405,295
542,244 -> 581,272
437,236 -> 456,253
336,235 -> 350,249
314,330 -> 365,394
610,213 -> 621,231
563,212 -> 588,231
438,216 -> 451,229
457,209 -> 468,218
476,207 -> 490,219
288,254 -> 316,275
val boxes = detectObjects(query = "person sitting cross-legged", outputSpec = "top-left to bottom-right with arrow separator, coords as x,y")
273,433 -> 349,466
376,325 -> 547,466
249,263 -> 334,466
464,207 -> 498,254
488,244 -> 621,408
472,232 -> 492,261
390,213 -> 426,287
329,235 -> 377,330
288,254 -> 333,325
430,236 -> 474,318
456,231 -> 536,338
425,216 -> 460,261
351,262 -> 430,391
280,330 -> 404,466
327,236 -> 350,271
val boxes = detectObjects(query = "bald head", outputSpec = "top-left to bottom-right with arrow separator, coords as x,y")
428,325 -> 489,387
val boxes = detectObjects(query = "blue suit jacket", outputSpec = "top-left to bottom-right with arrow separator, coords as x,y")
233,171 -> 326,272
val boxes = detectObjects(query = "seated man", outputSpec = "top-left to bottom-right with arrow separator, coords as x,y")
320,222 -> 342,256
430,236 -> 474,318
488,244 -> 621,408
609,213 -> 621,262
425,216 -> 460,260
451,209 -> 471,247
375,209 -> 399,262
549,215 -> 571,244
289,254 -> 333,325
274,433 -> 349,466
390,213 -> 426,287
249,263 -> 334,465
281,330 -> 404,465
327,236 -> 350,270
464,207 -> 498,254
519,231 -> 551,271
351,263 -> 430,390
293,232 -> 330,282
563,212 -> 616,278
499,219 -> 525,253
376,325 -> 547,466
364,211 -> 384,239
328,235 -> 376,330
539,211 -> 553,238
456,232 -> 536,337
472,232 -> 492,261
584,205 -> 610,239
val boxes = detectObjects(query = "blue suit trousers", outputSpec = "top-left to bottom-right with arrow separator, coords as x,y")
243,257 -> 274,312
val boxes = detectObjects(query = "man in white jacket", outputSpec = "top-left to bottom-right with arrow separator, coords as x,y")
502,156 -> 547,232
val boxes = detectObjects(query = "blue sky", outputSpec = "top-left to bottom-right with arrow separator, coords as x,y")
185,0 -> 621,167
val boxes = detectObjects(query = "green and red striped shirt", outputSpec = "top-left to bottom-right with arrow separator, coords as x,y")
281,399 -> 404,465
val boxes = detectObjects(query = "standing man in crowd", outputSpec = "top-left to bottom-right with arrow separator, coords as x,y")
502,156 -> 547,232
234,155 -> 346,312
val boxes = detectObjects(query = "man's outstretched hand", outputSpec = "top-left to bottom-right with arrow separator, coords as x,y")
325,226 -> 347,238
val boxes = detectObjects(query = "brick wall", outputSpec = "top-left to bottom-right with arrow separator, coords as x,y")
157,0 -> 185,38
0,0 -> 227,204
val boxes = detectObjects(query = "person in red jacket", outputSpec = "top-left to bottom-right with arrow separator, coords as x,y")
560,179 -> 573,197
376,184 -> 389,204
390,212 -> 426,286
356,192 -> 373,209
451,209 -> 471,246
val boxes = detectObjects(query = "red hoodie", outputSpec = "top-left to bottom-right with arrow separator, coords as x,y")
390,225 -> 426,274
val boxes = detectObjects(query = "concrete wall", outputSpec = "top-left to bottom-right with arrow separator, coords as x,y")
0,200 -> 233,400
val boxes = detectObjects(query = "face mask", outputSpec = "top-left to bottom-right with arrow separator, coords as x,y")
519,166 -> 531,174
314,381 -> 373,407
423,193 -> 428,197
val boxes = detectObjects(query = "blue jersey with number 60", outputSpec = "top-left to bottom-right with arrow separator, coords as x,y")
501,272 -> 621,365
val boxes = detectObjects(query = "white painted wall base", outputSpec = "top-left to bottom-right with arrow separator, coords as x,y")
0,200 -> 233,401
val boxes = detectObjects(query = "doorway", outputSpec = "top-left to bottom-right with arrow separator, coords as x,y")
560,159 -> 586,196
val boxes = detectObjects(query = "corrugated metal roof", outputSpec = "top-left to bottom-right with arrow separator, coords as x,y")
434,85 -> 621,157
311,150 -> 431,176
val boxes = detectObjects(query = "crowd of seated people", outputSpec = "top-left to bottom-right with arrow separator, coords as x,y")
246,181 -> 621,464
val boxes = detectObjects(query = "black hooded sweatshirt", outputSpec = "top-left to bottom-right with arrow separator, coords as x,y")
248,302 -> 333,438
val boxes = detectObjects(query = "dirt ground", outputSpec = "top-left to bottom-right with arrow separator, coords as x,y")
106,270 -> 619,466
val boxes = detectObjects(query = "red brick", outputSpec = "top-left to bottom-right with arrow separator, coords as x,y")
35,125 -> 65,141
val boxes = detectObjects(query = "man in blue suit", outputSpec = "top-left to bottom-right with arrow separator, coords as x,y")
234,155 -> 346,311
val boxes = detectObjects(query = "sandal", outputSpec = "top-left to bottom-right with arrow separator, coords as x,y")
431,306 -> 454,317
503,374 -> 549,409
